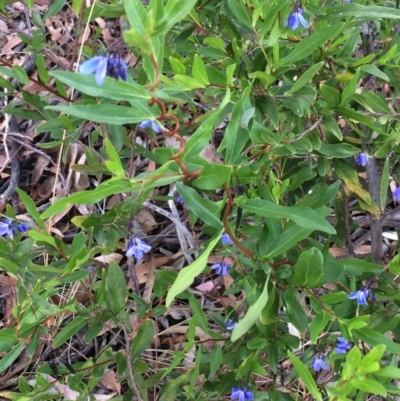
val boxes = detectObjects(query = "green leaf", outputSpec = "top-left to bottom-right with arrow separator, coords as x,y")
320,85 -> 340,108
123,0 -> 147,35
353,327 -> 400,354
220,86 -> 252,164
51,71 -> 150,100
342,346 -> 362,380
46,104 -> 156,125
286,62 -> 324,95
322,3 -> 400,19
375,366 -> 400,379
176,183 -> 223,229
266,226 -> 313,258
107,261 -> 127,314
104,139 -> 125,177
154,0 -> 197,36
310,312 -> 330,344
282,24 -> 342,65
380,158 -> 390,210
194,164 -> 233,190
0,343 -> 25,373
231,272 -> 270,342
166,233 -> 222,307
350,378 -> 387,397
192,54 -> 209,85
131,320 -> 156,358
260,282 -> 279,325
287,351 -> 322,401
335,106 -> 378,132
340,69 -> 360,106
53,317 -> 87,348
292,247 -> 324,288
236,199 -> 335,234
283,287 -> 308,333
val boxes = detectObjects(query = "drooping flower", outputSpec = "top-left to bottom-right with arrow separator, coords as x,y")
0,218 -> 14,239
139,120 -> 163,133
335,336 -> 351,354
126,237 -> 151,259
287,6 -> 308,30
231,387 -> 254,401
312,355 -> 329,372
226,318 -> 237,330
393,187 -> 400,201
177,196 -> 184,205
79,55 -> 108,85
106,53 -> 128,81
17,223 -> 29,233
211,261 -> 231,276
221,233 -> 234,246
348,288 -> 371,305
355,153 -> 368,167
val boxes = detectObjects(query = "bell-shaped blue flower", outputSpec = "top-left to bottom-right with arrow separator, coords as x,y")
312,355 -> 328,372
348,288 -> 371,305
335,336 -> 351,354
225,318 -> 237,331
139,120 -> 163,133
355,152 -> 368,167
0,218 -> 14,239
107,54 -> 127,81
393,187 -> 400,201
211,261 -> 231,276
79,55 -> 108,85
126,237 -> 152,259
221,233 -> 234,246
177,196 -> 184,205
287,7 -> 308,30
231,387 -> 254,401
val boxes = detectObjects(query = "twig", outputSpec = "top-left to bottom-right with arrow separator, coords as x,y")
122,325 -> 144,401
365,156 -> 383,264
142,201 -> 198,255
290,117 -> 323,143
340,185 -> 354,256
0,117 -> 20,203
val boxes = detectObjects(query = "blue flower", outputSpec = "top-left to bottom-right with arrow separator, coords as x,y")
79,55 -> 108,85
348,288 -> 371,305
177,196 -> 184,205
393,187 -> 400,201
106,54 -> 127,81
0,218 -> 14,239
221,233 -> 234,246
287,7 -> 308,30
335,336 -> 351,354
226,318 -> 237,330
312,355 -> 328,372
355,152 -> 368,167
126,237 -> 151,259
231,387 -> 254,401
211,261 -> 231,276
17,223 -> 29,233
139,120 -> 163,133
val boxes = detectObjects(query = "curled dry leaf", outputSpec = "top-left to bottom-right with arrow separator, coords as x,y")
137,208 -> 158,233
99,369 -> 121,394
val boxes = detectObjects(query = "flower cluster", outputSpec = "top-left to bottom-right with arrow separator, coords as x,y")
355,152 -> 368,166
211,261 -> 231,276
79,53 -> 127,86
126,237 -> 151,259
231,387 -> 253,400
312,355 -> 328,372
348,288 -> 371,305
0,218 -> 29,239
335,336 -> 351,354
287,5 -> 308,30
